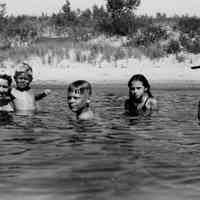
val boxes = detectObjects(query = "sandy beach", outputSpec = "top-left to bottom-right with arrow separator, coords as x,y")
3,53 -> 200,85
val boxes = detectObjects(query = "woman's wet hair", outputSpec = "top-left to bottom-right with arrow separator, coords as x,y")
0,74 -> 12,86
128,74 -> 152,97
68,80 -> 92,96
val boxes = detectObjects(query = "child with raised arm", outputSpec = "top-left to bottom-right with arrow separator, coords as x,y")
125,74 -> 158,116
0,73 -> 14,111
11,62 -> 51,113
67,80 -> 94,120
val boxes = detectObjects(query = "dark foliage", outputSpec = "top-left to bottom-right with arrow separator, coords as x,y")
165,39 -> 181,54
178,16 -> 200,35
104,0 -> 141,35
0,0 -> 200,58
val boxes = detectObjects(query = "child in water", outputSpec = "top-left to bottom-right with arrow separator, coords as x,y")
11,62 -> 51,113
0,73 -> 14,111
125,74 -> 157,116
67,80 -> 94,120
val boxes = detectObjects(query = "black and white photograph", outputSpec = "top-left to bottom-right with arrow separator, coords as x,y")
0,0 -> 200,199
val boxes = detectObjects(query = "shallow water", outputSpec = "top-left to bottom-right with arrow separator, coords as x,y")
1,83 -> 200,200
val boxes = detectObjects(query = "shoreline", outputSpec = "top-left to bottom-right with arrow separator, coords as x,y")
4,54 -> 200,86
32,80 -> 200,90
32,54 -> 200,84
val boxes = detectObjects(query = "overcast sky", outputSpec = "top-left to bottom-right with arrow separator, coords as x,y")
2,0 -> 200,16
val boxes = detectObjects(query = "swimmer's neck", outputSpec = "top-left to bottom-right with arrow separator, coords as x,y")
131,93 -> 149,104
76,105 -> 90,118
16,86 -> 31,92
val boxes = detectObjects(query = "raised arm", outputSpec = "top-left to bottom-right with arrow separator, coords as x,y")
35,89 -> 51,101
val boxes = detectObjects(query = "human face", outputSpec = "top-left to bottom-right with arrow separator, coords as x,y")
0,78 -> 9,94
67,91 -> 89,112
15,73 -> 31,90
129,80 -> 147,100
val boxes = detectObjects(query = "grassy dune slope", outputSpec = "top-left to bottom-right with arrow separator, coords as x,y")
1,35 -> 200,84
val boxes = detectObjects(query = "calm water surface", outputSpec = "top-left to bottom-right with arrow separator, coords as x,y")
1,83 -> 200,200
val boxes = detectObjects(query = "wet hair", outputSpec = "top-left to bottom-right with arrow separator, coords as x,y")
128,74 -> 153,97
0,74 -> 12,86
68,80 -> 92,96
14,62 -> 33,82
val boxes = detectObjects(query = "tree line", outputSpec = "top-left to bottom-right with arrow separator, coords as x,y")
0,0 -> 200,54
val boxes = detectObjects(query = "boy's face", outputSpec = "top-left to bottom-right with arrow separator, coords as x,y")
0,78 -> 9,95
67,90 -> 89,112
129,80 -> 147,99
15,73 -> 32,90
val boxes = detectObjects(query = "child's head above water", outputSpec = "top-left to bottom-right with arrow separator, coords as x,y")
14,62 -> 33,90
0,73 -> 12,94
67,80 -> 92,113
128,74 -> 152,99
0,73 -> 12,86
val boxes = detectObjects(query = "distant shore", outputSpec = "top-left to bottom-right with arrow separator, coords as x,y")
4,53 -> 200,86
32,54 -> 200,84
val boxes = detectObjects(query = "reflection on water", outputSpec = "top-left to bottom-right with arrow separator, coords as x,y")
0,84 -> 200,200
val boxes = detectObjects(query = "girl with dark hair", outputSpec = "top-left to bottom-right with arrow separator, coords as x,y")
125,74 -> 158,116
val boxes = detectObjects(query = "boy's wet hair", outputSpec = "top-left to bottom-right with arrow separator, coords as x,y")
14,62 -> 33,81
68,80 -> 92,96
0,74 -> 12,86
128,74 -> 152,97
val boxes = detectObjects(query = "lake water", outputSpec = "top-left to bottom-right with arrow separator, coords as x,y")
1,83 -> 200,200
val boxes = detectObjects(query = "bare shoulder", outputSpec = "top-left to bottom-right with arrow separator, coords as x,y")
23,89 -> 35,97
10,88 -> 21,98
149,97 -> 157,105
28,88 -> 35,94
11,88 -> 17,95
79,110 -> 94,120
147,97 -> 158,110
11,88 -> 34,95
